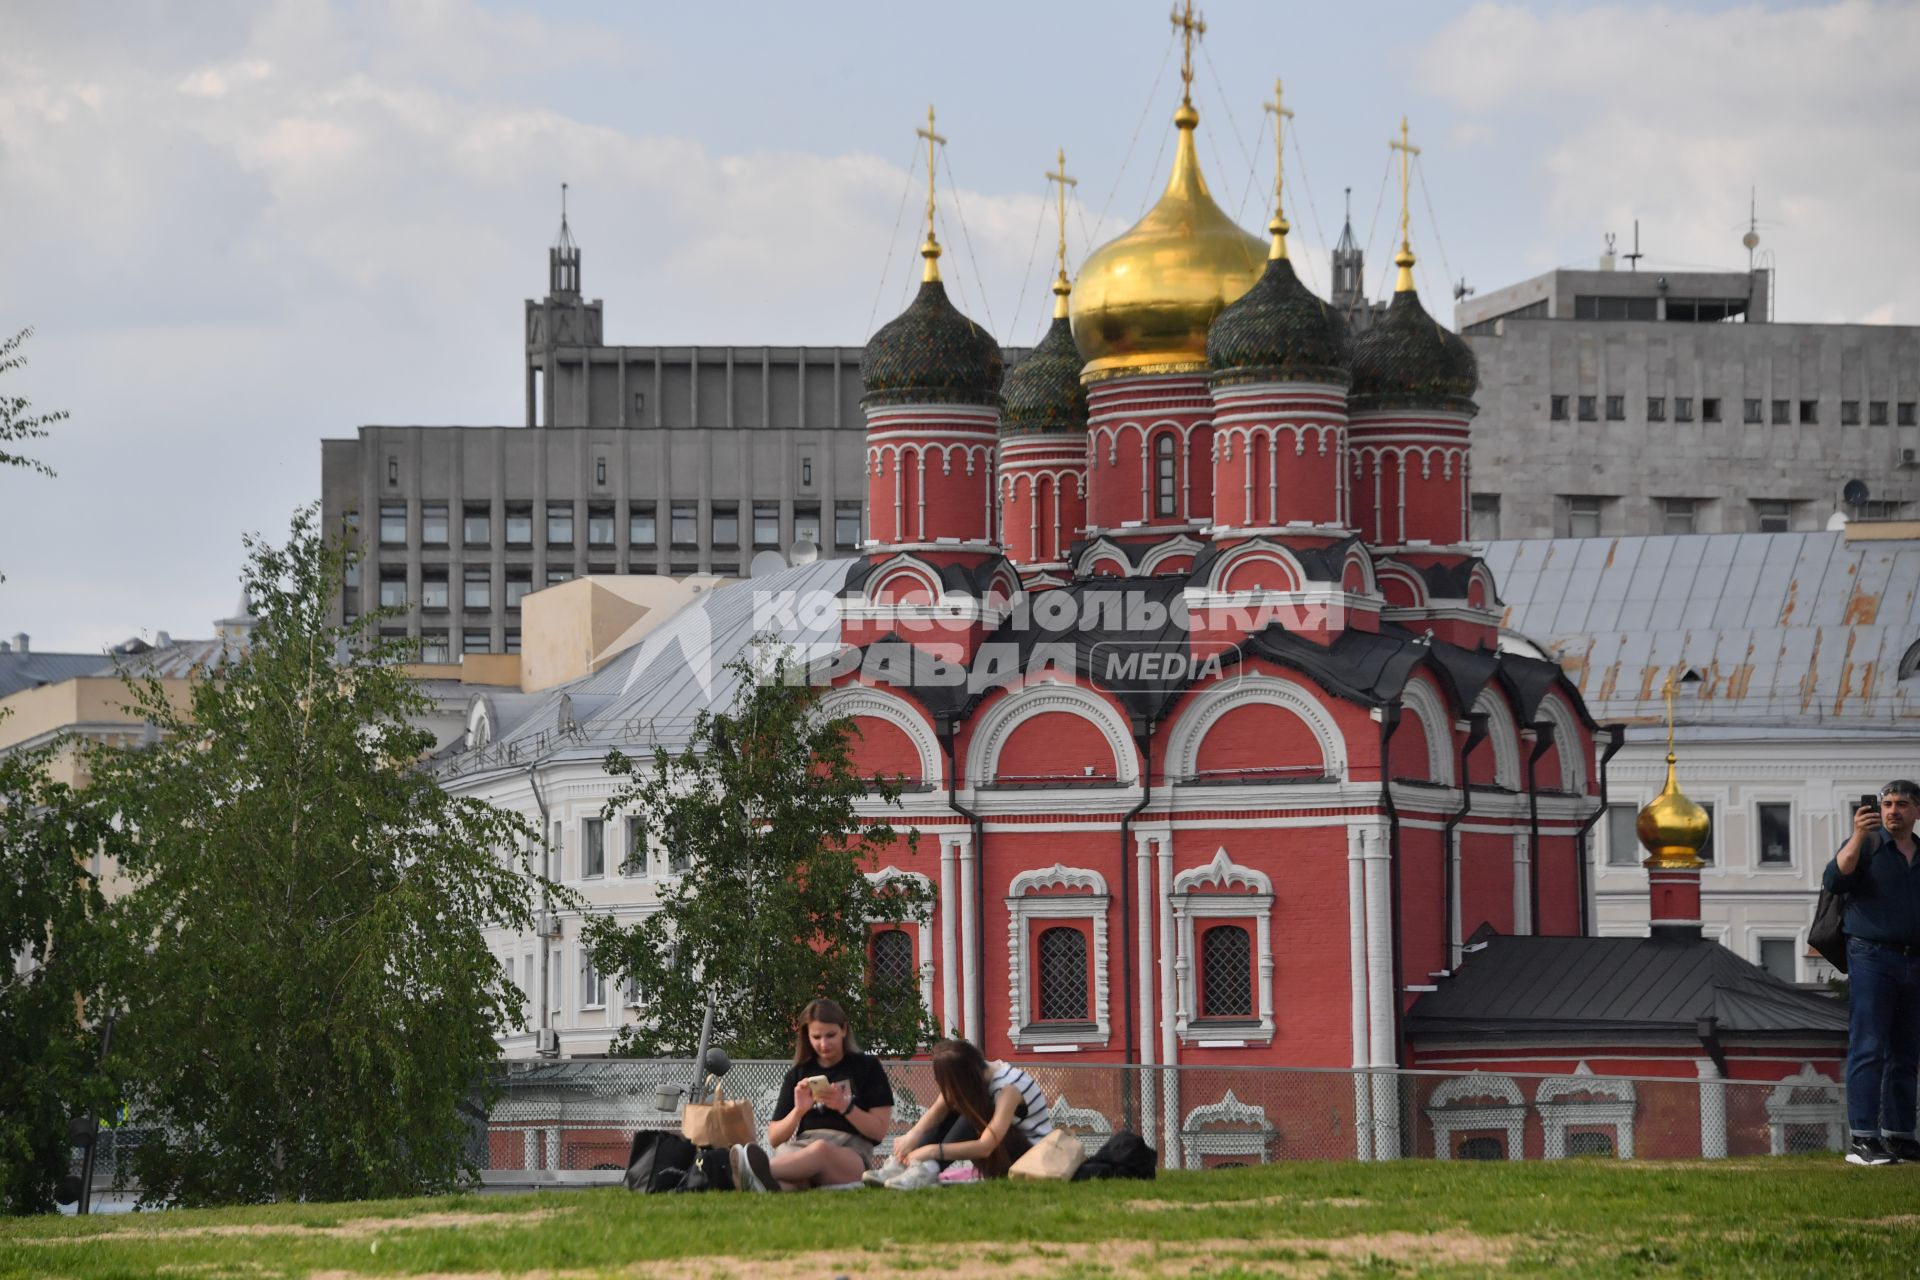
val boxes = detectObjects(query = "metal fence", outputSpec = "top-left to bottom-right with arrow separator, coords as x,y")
479,1057 -> 1851,1181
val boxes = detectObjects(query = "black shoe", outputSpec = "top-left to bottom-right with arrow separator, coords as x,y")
1847,1136 -> 1896,1166
1883,1135 -> 1920,1162
730,1142 -> 779,1192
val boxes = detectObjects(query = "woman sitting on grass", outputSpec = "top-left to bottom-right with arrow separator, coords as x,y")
734,998 -> 894,1191
866,1038 -> 1053,1190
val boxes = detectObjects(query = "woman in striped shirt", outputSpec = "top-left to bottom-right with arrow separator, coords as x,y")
866,1039 -> 1053,1189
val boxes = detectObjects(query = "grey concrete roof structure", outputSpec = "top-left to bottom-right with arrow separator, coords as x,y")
1484,530 -> 1920,728
0,637 -> 242,700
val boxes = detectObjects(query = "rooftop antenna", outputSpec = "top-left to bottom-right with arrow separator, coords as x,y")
1742,187 -> 1761,271
1453,276 -> 1475,303
1603,230 -> 1618,270
1623,219 -> 1644,272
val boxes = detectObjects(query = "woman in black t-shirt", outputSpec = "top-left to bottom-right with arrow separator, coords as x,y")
762,998 -> 894,1189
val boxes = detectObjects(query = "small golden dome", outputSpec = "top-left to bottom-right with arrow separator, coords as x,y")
1636,753 -> 1709,868
1069,106 -> 1266,382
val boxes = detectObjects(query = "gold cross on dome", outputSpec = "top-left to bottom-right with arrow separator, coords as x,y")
1389,116 -> 1422,289
916,105 -> 948,281
1045,147 -> 1077,308
1263,78 -> 1294,257
1170,1 -> 1206,106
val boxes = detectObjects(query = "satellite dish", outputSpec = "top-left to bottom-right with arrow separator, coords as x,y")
1843,479 -> 1870,507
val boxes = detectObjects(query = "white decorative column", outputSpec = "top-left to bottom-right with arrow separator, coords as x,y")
1512,831 -> 1532,935
939,836 -> 960,1036
1157,836 -> 1180,1168
1135,830 -> 1159,1155
957,830 -> 979,1043
1348,824 -> 1373,1160
1697,1058 -> 1727,1159
1363,825 -> 1399,1159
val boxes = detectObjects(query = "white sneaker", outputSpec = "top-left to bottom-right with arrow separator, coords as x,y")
887,1160 -> 941,1191
861,1159 -> 905,1188
730,1142 -> 778,1192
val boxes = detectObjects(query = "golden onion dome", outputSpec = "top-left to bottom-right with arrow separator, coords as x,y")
1069,103 -> 1266,382
1635,753 -> 1710,867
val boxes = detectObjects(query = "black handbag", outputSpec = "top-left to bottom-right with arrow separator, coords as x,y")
1809,886 -> 1848,975
623,1130 -> 696,1193
1070,1130 -> 1158,1181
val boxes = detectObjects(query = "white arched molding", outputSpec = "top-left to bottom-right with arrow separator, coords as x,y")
1765,1063 -> 1845,1156
1341,546 -> 1378,597
1136,534 -> 1207,576
862,552 -> 944,605
1471,688 -> 1522,789
1164,673 -> 1345,784
1004,864 -> 1110,1049
1534,693 -> 1586,794
1180,1089 -> 1274,1169
815,687 -> 943,786
1374,562 -> 1427,609
465,695 -> 494,751
1171,849 -> 1274,1046
1426,1074 -> 1525,1160
1397,677 -> 1456,786
865,867 -> 937,1025
1536,1063 -> 1636,1159
967,682 -> 1138,787
1047,1094 -> 1115,1138
1073,536 -> 1130,578
1200,541 -> 1308,595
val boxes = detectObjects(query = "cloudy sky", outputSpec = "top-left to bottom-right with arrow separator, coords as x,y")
2,0 -> 1914,651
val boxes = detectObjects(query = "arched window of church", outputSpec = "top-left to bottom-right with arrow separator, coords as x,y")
1565,1130 -> 1614,1158
1200,925 -> 1252,1018
869,928 -> 915,993
1457,1136 -> 1504,1161
1155,434 -> 1177,516
1037,927 -> 1089,1021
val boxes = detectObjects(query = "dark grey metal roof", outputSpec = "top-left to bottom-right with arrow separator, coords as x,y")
1404,933 -> 1849,1038
0,652 -> 113,699
1483,531 -> 1920,727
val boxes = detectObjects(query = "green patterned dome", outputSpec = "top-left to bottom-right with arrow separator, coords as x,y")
1205,256 -> 1350,387
1001,315 -> 1088,435
861,280 -> 1004,409
1348,289 -> 1478,411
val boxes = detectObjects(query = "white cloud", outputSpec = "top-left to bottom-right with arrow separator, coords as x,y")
1418,0 -> 1920,324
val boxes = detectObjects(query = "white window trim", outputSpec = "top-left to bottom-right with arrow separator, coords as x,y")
1536,1063 -> 1635,1160
619,815 -> 650,878
579,950 -> 606,1012
1426,1074 -> 1525,1161
1046,1093 -> 1114,1138
1172,849 -> 1274,1046
580,817 -> 606,880
1753,932 -> 1802,984
1005,864 -> 1110,1049
865,867 -> 936,1021
1180,1089 -> 1274,1169
1603,800 -> 1643,868
1750,797 -> 1798,873
1765,1062 -> 1845,1155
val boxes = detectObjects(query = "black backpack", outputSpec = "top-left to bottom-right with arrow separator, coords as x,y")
677,1145 -> 736,1193
623,1130 -> 696,1193
1070,1130 -> 1157,1181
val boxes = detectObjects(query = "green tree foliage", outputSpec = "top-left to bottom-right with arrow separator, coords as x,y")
584,648 -> 934,1059
0,327 -> 66,582
88,508 -> 546,1206
0,733 -> 120,1215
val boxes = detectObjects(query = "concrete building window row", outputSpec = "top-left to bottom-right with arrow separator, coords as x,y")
422,503 -> 449,547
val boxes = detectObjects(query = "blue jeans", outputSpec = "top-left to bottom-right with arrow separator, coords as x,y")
1846,937 -> 1920,1137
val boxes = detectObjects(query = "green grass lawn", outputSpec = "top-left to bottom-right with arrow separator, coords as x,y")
3,1158 -> 1916,1278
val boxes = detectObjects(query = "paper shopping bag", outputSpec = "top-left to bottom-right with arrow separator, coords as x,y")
681,1081 -> 756,1149
1008,1129 -> 1086,1180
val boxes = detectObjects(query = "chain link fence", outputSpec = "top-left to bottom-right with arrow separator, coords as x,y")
479,1057 -> 1851,1182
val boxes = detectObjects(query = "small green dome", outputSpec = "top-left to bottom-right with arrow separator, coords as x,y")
1349,289 -> 1478,411
1206,257 -> 1350,388
1001,315 -> 1088,435
861,280 -> 1003,409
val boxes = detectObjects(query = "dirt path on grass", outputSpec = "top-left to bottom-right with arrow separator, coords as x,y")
300,1231 -> 1514,1279
14,1208 -> 565,1245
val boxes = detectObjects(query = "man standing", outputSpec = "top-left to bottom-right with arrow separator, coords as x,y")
1826,780 -> 1920,1165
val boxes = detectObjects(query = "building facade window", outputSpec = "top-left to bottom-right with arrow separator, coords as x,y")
671,502 -> 698,548
1674,397 -> 1694,423
505,504 -> 533,546
546,567 -> 573,587
594,457 -> 607,486
1758,938 -> 1796,983
1199,925 -> 1253,1018
711,503 -> 739,548
1697,801 -> 1716,862
1606,803 -> 1640,866
753,502 -> 780,548
463,567 -> 491,610
622,816 -> 646,876
1578,395 -> 1597,422
629,504 -> 657,547
421,503 -> 449,547
1899,402 -> 1918,427
546,502 -> 574,547
1605,395 -> 1625,421
587,505 -> 615,547
380,503 -> 407,546
1155,434 -> 1177,516
1469,494 -> 1501,542
1702,398 -> 1722,423
800,457 -> 813,486
835,500 -> 864,548
1772,399 -> 1790,425
582,818 -> 604,878
463,504 -> 490,546
378,571 -> 406,609
505,569 -> 531,609
869,928 -> 915,992
503,628 -> 521,654
1565,495 -> 1604,539
420,570 -> 449,611
1550,395 -> 1569,421
1036,926 -> 1089,1021
462,629 -> 489,655
420,631 -> 450,664
1841,400 -> 1862,426
1646,397 -> 1665,423
1757,802 -> 1792,866
1744,398 -> 1763,424
1754,500 -> 1792,533
1799,400 -> 1818,425
580,955 -> 606,1009
794,504 -> 821,547
1661,498 -> 1698,535
1870,401 -> 1890,426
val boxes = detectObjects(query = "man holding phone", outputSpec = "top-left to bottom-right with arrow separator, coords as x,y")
1825,780 -> 1920,1165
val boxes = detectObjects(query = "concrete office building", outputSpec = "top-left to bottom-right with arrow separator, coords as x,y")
1459,257 -> 1920,541
319,217 -> 880,656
